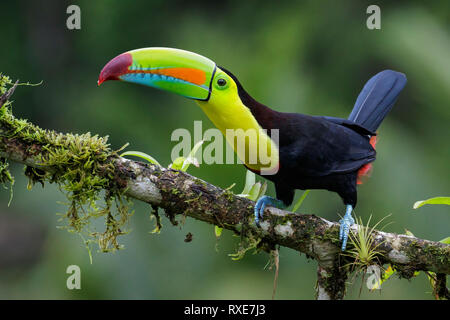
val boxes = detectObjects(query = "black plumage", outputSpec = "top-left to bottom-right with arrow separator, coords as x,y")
222,68 -> 407,208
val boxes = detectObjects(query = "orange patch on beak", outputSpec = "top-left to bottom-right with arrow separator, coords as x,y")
126,68 -> 207,85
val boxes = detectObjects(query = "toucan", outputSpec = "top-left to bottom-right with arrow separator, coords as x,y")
98,47 -> 407,250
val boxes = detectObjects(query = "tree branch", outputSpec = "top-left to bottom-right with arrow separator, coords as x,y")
0,85 -> 448,300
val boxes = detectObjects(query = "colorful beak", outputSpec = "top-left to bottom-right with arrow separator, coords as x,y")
98,47 -> 217,101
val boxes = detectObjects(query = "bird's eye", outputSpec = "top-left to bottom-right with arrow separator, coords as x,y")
217,78 -> 227,86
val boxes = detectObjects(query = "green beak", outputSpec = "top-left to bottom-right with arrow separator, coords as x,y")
98,47 -> 217,100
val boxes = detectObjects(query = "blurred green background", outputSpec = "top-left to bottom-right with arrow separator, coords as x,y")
0,0 -> 449,299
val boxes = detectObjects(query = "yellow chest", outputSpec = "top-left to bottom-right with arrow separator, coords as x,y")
197,97 -> 279,175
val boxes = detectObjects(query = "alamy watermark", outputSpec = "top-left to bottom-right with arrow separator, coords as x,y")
66,265 -> 81,290
366,265 -> 382,290
366,5 -> 381,30
171,121 -> 279,175
66,5 -> 81,30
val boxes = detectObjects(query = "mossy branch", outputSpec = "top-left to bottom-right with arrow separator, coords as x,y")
0,77 -> 448,300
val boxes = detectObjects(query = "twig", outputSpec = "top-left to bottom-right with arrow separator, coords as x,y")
0,80 -> 18,108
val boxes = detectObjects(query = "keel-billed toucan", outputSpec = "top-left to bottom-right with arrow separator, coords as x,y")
98,47 -> 407,250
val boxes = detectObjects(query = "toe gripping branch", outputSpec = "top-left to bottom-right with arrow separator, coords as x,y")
254,196 -> 287,227
339,204 -> 355,251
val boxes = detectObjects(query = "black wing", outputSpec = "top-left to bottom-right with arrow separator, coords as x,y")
316,116 -> 375,136
277,114 -> 375,177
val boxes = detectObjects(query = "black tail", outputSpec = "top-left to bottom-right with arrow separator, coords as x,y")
348,70 -> 407,132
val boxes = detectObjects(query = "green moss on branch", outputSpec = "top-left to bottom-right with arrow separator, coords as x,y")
0,75 -> 131,252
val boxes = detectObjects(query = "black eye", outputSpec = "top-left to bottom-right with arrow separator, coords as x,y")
217,78 -> 227,86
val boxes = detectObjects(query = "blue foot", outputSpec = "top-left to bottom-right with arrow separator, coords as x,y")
339,205 -> 355,251
254,196 -> 286,227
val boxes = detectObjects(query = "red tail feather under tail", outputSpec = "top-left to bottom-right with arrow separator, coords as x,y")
357,136 -> 377,185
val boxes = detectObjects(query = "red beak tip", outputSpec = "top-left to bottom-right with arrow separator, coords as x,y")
98,53 -> 133,87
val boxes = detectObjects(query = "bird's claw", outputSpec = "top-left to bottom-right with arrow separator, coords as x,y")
254,196 -> 285,227
254,196 -> 270,227
339,210 -> 355,251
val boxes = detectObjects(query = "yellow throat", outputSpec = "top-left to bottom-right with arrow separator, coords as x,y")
196,70 -> 279,175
